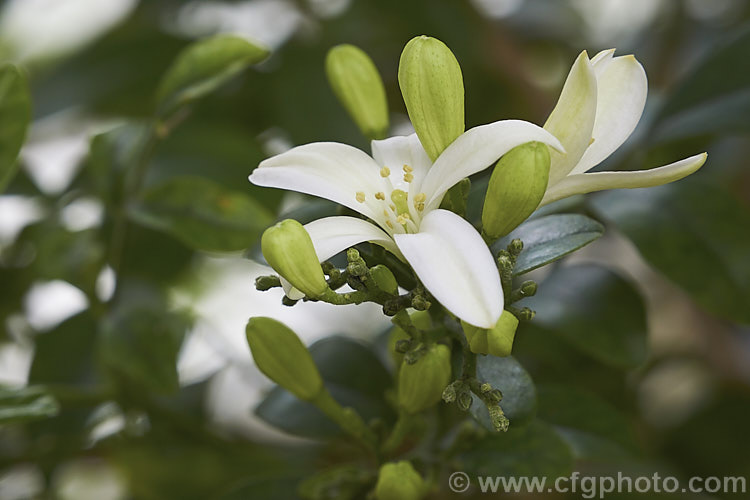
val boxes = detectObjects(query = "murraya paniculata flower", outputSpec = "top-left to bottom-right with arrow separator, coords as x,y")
541,49 -> 707,206
249,121 -> 563,328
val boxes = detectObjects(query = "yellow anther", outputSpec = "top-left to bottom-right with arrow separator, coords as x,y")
375,191 -> 386,200
396,214 -> 409,225
389,204 -> 396,211
403,164 -> 413,173
380,166 -> 391,177
383,209 -> 390,217
414,192 -> 426,202
414,201 -> 425,212
356,191 -> 366,203
385,220 -> 394,229
403,173 -> 414,183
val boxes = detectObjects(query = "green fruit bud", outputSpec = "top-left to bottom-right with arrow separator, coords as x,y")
398,36 -> 464,161
261,219 -> 328,299
482,142 -> 551,240
326,44 -> 389,140
462,310 -> 519,357
398,344 -> 451,414
375,461 -> 425,500
370,265 -> 398,295
245,317 -> 323,400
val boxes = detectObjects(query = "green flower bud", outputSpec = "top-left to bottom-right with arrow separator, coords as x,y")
261,219 -> 328,299
245,317 -> 323,400
375,461 -> 425,500
326,44 -> 389,140
398,344 -> 451,414
462,310 -> 519,357
482,141 -> 551,239
370,264 -> 398,295
389,311 -> 431,368
398,36 -> 464,161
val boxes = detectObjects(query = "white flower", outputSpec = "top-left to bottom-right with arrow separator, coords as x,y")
250,120 -> 563,328
541,49 -> 707,206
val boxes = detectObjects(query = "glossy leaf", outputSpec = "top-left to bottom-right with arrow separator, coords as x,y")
0,64 -> 32,192
256,336 -> 394,438
156,35 -> 269,116
0,386 -> 60,424
470,355 -> 537,429
129,176 -> 273,252
493,214 -> 604,275
523,264 -> 648,368
591,179 -> 750,325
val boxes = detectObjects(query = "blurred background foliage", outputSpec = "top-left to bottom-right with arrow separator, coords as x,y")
0,0 -> 749,498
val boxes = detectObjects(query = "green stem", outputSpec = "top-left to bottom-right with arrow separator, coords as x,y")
381,411 -> 415,455
311,390 -> 378,455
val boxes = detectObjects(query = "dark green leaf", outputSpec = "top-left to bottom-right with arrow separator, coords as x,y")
156,35 -> 269,116
256,336 -> 395,438
591,179 -> 750,325
470,355 -> 536,429
523,264 -> 648,368
0,385 -> 60,424
129,176 -> 273,252
459,420 -> 573,478
493,214 -> 604,275
0,64 -> 32,192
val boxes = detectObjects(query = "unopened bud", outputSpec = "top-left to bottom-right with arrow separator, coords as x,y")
245,317 -> 323,400
457,389 -> 473,411
398,344 -> 451,414
482,142 -> 551,239
255,275 -> 281,291
326,44 -> 389,140
462,310 -> 519,357
261,220 -> 328,299
411,295 -> 431,311
370,265 -> 398,295
508,239 -> 524,256
375,461 -> 425,500
488,405 -> 510,432
520,280 -> 537,297
442,380 -> 461,403
398,36 -> 464,161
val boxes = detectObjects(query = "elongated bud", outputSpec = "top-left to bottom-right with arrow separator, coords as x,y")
462,310 -> 519,357
398,344 -> 451,413
370,264 -> 398,295
326,44 -> 389,140
375,461 -> 426,500
245,317 -> 323,400
398,36 -> 464,160
482,142 -> 551,240
261,219 -> 328,299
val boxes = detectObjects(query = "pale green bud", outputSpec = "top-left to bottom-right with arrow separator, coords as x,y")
398,344 -> 451,414
482,142 -> 551,240
245,317 -> 323,400
398,36 -> 464,161
462,310 -> 519,357
261,219 -> 328,299
326,44 -> 389,140
370,264 -> 398,295
388,310 -> 431,368
375,461 -> 425,500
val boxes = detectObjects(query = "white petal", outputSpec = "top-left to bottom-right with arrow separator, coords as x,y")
540,153 -> 707,206
543,50 -> 598,185
249,142 -> 388,224
393,209 -> 503,328
590,48 -> 615,74
371,133 -> 432,195
281,216 -> 402,300
571,54 -> 648,175
420,120 -> 564,210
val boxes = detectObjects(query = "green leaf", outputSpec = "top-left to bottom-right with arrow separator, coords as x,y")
591,179 -> 750,325
0,386 -> 60,424
129,176 -> 273,252
0,64 -> 32,192
493,214 -> 604,275
459,420 -> 573,478
537,384 -> 636,461
654,26 -> 750,140
156,35 -> 269,116
470,355 -> 536,430
523,264 -> 648,368
256,336 -> 395,438
29,313 -> 98,387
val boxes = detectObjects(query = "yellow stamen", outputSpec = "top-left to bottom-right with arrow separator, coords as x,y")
383,209 -> 390,217
403,173 -> 414,183
380,166 -> 391,177
385,220 -> 394,229
396,214 -> 410,225
414,201 -> 425,212
356,191 -> 366,203
414,193 -> 426,202
375,191 -> 385,200
403,164 -> 413,173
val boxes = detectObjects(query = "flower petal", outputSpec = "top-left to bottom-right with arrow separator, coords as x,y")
543,50 -> 598,185
393,209 -> 503,328
420,120 -> 564,210
281,216 -> 402,300
571,54 -> 648,175
540,153 -> 707,206
249,142 -> 388,225
371,133 -> 432,195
